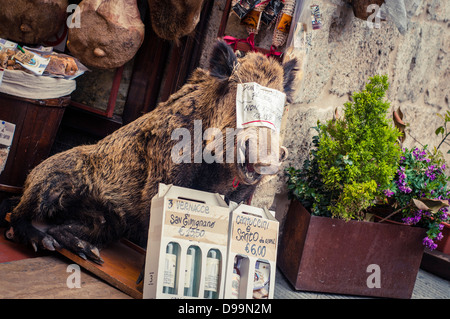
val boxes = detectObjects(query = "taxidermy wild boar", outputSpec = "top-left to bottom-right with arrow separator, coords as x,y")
148,0 -> 205,41
6,41 -> 297,263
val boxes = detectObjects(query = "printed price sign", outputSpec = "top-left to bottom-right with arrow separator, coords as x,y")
0,121 -> 15,147
230,213 -> 278,261
236,82 -> 286,133
0,120 -> 15,175
163,199 -> 229,245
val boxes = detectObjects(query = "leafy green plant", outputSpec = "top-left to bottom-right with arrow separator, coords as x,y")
382,146 -> 449,250
286,75 -> 402,221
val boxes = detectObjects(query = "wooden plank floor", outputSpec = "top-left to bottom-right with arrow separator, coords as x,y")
0,255 -> 132,299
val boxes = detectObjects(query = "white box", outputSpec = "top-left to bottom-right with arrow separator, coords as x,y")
224,204 -> 279,299
143,184 -> 229,299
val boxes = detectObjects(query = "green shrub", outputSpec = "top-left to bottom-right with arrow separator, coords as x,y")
287,75 -> 402,220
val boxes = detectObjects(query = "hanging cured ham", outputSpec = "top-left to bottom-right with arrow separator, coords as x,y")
148,0 -> 204,41
0,0 -> 68,44
67,0 -> 145,69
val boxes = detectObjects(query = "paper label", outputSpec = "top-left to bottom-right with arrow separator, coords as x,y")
236,82 -> 286,133
163,253 -> 177,288
230,212 -> 278,261
277,13 -> 293,33
311,4 -> 323,30
240,10 -> 261,29
204,257 -> 220,292
15,49 -> 50,76
184,254 -> 193,288
163,199 -> 229,245
230,273 -> 241,299
0,121 -> 15,147
0,38 -> 17,50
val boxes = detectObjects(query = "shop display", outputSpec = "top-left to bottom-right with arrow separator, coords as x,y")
261,0 -> 285,26
222,0 -> 297,57
6,41 -> 296,268
148,0 -> 205,41
67,0 -> 145,69
272,0 -> 296,48
0,0 -> 68,45
0,38 -> 85,99
143,184 -> 230,299
223,204 -> 279,299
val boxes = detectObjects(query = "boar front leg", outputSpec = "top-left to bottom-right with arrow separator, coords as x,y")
6,169 -> 112,264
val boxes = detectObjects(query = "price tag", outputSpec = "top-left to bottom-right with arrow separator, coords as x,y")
0,120 -> 15,175
0,68 -> 4,87
236,82 -> 286,133
14,50 -> 34,64
230,213 -> 278,261
0,120 -> 15,147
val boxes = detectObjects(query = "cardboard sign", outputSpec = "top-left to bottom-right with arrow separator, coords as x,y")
236,82 -> 286,133
143,184 -> 229,299
230,212 -> 278,261
163,199 -> 229,245
0,120 -> 15,175
224,204 -> 279,299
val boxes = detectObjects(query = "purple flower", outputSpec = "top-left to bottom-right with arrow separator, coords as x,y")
383,189 -> 394,197
425,165 -> 437,181
423,236 -> 438,250
398,185 -> 412,193
403,210 -> 422,225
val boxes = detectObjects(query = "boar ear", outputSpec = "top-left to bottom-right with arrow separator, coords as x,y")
209,40 -> 238,80
283,58 -> 298,103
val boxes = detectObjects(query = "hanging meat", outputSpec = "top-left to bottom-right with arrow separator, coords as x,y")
67,0 -> 145,69
148,0 -> 204,41
0,0 -> 68,44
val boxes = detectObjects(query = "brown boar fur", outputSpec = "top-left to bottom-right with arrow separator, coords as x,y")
148,0 -> 204,41
7,41 -> 297,262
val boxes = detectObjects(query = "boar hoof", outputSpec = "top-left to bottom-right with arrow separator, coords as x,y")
47,226 -> 104,264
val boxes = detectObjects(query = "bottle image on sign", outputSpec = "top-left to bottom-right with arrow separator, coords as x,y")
184,245 -> 201,297
230,255 -> 244,299
163,242 -> 179,295
203,249 -> 221,299
253,260 -> 270,299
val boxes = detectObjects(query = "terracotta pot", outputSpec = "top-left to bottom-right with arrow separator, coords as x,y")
278,199 -> 426,299
436,222 -> 450,255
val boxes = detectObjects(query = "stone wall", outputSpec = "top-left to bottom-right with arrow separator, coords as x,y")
200,0 -> 450,228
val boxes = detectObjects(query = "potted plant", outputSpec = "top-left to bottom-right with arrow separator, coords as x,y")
383,110 -> 450,254
278,75 -> 430,299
